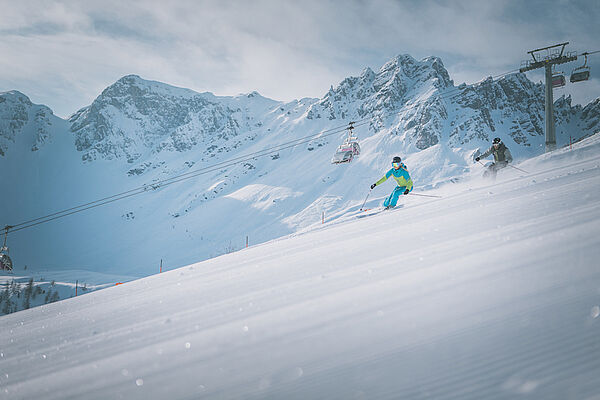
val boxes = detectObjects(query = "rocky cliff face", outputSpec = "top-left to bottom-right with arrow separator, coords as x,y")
68,75 -> 279,164
448,73 -> 546,148
0,91 -> 55,156
308,55 -> 452,119
304,54 -> 599,152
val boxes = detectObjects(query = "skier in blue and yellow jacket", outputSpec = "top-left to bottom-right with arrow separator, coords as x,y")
370,156 -> 413,208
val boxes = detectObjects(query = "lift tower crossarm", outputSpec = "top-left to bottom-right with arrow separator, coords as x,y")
520,43 -> 577,73
527,42 -> 569,56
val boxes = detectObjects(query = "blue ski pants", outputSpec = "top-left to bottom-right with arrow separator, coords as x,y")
383,186 -> 408,208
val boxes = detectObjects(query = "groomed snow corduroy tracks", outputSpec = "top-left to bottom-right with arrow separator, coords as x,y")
1,135 -> 600,399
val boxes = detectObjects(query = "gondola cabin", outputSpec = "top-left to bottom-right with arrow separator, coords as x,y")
331,141 -> 360,164
0,252 -> 12,272
0,227 -> 12,272
331,123 -> 361,164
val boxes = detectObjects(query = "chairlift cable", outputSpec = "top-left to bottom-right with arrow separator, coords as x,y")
7,123 -> 366,234
7,122 -> 362,232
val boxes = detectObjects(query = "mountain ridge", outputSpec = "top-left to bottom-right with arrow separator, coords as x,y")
2,54 -> 599,162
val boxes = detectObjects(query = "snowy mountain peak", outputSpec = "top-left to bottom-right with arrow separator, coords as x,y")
244,90 -> 261,98
0,90 -> 56,156
116,74 -> 143,84
378,54 -> 452,89
360,67 -> 376,80
68,75 -> 276,164
0,90 -> 33,105
306,54 -> 454,125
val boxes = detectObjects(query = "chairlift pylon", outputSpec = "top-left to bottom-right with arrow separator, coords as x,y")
570,53 -> 591,83
0,226 -> 13,272
331,122 -> 361,164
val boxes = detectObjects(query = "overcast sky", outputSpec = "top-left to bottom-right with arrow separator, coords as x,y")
1,0 -> 598,118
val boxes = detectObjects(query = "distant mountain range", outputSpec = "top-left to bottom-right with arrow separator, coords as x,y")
1,53 -> 599,276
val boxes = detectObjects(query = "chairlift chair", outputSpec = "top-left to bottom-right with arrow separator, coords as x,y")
552,74 -> 566,88
570,54 -> 591,83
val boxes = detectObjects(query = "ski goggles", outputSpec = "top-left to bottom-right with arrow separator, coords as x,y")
392,162 -> 401,168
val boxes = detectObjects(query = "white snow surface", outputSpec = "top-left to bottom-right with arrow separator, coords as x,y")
1,134 -> 599,399
2,56 -> 600,286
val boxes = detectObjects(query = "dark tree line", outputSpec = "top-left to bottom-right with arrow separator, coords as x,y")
0,279 -> 60,315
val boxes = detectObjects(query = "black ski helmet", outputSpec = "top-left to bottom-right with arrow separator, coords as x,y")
392,156 -> 402,164
493,137 -> 501,144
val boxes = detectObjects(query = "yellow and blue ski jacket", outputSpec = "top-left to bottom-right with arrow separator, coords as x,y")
375,163 -> 413,190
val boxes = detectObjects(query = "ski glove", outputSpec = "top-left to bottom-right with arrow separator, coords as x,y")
403,189 -> 410,195
370,183 -> 376,190
475,157 -> 480,162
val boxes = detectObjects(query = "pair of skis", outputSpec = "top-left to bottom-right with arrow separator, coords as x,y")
359,189 -> 441,212
356,205 -> 403,218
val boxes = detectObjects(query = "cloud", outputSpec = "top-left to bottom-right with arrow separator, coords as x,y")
0,0 -> 598,117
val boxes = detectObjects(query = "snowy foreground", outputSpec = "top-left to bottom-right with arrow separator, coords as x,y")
1,136 -> 600,399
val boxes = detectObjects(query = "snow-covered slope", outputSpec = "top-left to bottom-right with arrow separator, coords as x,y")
1,54 -> 599,280
1,133 -> 599,399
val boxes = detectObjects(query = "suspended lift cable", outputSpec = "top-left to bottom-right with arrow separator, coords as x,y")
7,121 -> 373,234
3,65 -> 554,235
8,120 -> 370,229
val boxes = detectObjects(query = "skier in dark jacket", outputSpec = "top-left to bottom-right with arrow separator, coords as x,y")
370,156 -> 413,209
475,137 -> 513,179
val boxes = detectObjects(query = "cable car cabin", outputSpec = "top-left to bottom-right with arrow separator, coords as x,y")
570,69 -> 590,83
331,141 -> 360,164
0,228 -> 12,271
332,123 -> 361,164
0,249 -> 12,272
552,74 -> 566,88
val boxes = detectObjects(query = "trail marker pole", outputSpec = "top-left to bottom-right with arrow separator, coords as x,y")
75,280 -> 78,297
160,259 -> 163,273
246,236 -> 249,248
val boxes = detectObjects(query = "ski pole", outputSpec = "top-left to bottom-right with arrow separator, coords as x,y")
408,192 -> 442,198
508,164 -> 528,174
359,190 -> 371,211
479,159 -> 527,174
